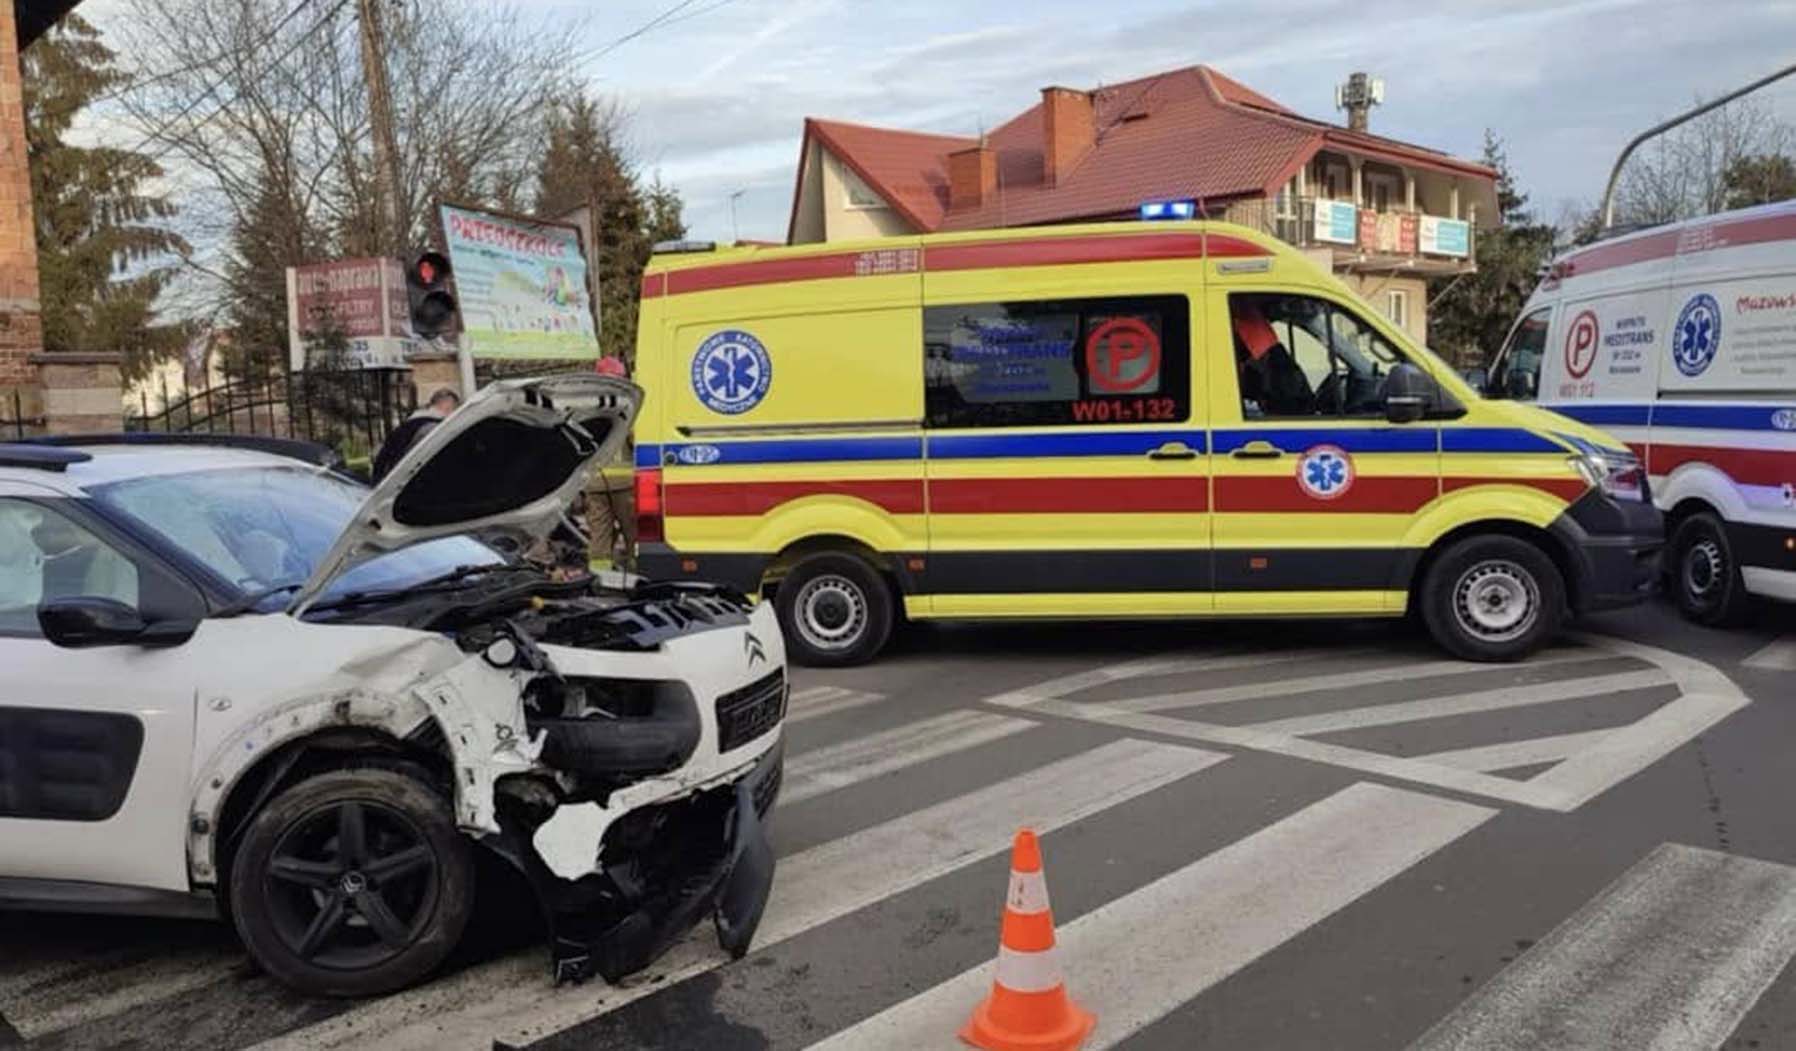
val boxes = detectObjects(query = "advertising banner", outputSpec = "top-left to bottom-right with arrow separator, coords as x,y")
1420,216 -> 1471,258
439,204 -> 599,360
1313,199 -> 1358,246
285,258 -> 416,370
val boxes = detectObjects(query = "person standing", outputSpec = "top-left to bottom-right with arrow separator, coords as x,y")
371,387 -> 460,482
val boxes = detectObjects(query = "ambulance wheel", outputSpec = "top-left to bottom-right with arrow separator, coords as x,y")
1670,513 -> 1753,627
776,553 -> 893,667
1421,535 -> 1564,662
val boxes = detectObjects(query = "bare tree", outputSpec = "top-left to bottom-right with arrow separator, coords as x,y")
1615,94 -> 1795,225
109,0 -> 578,335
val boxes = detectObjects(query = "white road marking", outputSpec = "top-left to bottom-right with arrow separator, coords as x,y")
256,739 -> 1225,1051
0,950 -> 243,1040
1742,635 -> 1796,672
1415,730 -> 1616,773
786,684 -> 886,723
1410,844 -> 1796,1051
990,633 -> 1750,813
781,710 -> 1036,804
978,647 -> 1361,708
1244,668 -> 1670,737
808,783 -> 1495,1051
1108,650 -> 1597,715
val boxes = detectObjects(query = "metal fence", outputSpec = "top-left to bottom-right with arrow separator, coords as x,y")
126,367 -> 417,463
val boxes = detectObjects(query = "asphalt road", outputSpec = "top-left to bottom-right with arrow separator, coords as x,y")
3,597 -> 1793,1051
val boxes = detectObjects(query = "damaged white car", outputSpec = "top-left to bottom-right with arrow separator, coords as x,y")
0,375 -> 785,997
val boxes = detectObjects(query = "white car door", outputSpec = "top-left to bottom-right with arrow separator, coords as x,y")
0,489 -> 206,893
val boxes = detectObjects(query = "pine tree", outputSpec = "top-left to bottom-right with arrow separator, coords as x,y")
533,94 -> 686,363
24,14 -> 189,378
1426,131 -> 1557,366
222,178 -> 319,381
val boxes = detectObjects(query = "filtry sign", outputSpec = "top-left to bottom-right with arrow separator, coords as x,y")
439,204 -> 600,360
285,258 -> 417,370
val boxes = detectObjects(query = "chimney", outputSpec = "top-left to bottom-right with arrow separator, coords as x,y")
948,142 -> 997,211
1040,86 -> 1095,187
1334,72 -> 1384,133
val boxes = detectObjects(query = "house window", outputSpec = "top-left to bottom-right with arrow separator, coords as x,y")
841,167 -> 887,210
1386,290 -> 1409,330
924,294 -> 1191,429
1367,178 -> 1394,213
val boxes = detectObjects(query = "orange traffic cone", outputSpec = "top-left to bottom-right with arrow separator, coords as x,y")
960,829 -> 1096,1051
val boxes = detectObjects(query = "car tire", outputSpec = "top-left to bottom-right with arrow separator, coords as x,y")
775,552 -> 894,667
1670,512 -> 1754,627
228,765 -> 474,998
1420,535 -> 1565,662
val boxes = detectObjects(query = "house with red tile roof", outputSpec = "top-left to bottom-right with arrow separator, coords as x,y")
786,64 -> 1498,342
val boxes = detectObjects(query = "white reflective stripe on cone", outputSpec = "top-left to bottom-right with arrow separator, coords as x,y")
1007,869 -> 1051,915
994,946 -> 1066,994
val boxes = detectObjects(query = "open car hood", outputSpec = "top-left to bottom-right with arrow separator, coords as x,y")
291,374 -> 640,613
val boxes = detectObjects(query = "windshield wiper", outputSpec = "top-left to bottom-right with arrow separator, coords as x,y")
215,581 -> 305,617
307,563 -> 539,613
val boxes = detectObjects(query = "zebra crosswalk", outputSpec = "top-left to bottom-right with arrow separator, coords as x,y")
0,636 -> 1779,1051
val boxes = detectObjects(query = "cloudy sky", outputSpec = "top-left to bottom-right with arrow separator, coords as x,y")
85,0 -> 1796,244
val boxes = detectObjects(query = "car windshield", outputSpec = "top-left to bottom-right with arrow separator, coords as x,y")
89,465 -> 505,610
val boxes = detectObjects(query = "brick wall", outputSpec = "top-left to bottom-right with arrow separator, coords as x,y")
0,2 -> 43,390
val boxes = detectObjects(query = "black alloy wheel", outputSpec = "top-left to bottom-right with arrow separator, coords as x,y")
229,767 -> 473,997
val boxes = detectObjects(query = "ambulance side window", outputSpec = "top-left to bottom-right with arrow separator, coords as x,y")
1488,307 -> 1551,402
923,294 -> 1190,428
1230,293 -> 1413,419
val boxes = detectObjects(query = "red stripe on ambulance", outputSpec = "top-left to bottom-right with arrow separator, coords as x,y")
1647,443 -> 1796,488
1216,476 -> 1441,514
665,480 -> 926,516
929,476 -> 1209,514
650,231 -> 1269,298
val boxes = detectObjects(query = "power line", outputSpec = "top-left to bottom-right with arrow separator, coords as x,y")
127,0 -> 352,161
91,0 -> 320,108
573,0 -> 743,68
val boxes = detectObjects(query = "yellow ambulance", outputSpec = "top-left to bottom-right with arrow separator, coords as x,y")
631,220 -> 1661,666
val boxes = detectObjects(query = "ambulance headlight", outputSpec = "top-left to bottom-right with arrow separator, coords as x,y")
1571,451 -> 1647,503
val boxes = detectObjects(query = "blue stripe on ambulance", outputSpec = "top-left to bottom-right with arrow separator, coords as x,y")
1552,402 -> 1796,432
638,426 -> 1569,467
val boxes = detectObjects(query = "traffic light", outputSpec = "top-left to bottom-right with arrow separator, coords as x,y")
406,251 -> 458,339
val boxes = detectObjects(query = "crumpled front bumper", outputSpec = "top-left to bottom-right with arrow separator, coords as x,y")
491,737 -> 783,984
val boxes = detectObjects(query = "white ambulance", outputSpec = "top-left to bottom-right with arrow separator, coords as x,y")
1487,199 -> 1796,625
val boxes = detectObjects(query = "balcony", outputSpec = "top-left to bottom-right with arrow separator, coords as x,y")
1230,196 -> 1477,276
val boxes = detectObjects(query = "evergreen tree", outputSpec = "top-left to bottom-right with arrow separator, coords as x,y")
1426,131 -> 1556,366
24,14 -> 189,378
222,178 -> 319,381
533,95 -> 686,363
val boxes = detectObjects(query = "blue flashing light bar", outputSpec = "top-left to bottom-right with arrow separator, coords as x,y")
1140,199 -> 1197,221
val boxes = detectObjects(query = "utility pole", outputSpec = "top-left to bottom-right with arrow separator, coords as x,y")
355,0 -> 407,257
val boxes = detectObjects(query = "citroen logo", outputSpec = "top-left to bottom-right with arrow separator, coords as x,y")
745,632 -> 766,666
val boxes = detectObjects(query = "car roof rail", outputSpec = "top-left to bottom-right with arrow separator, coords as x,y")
0,443 -> 94,471
20,432 -> 345,470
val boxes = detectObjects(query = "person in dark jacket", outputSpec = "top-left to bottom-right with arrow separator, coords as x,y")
371,388 -> 460,482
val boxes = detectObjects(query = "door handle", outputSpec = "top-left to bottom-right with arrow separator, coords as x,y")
1147,442 -> 1199,461
1230,440 -> 1283,459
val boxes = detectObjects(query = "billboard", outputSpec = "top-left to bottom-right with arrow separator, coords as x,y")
439,204 -> 600,360
1419,215 -> 1471,258
285,258 -> 417,370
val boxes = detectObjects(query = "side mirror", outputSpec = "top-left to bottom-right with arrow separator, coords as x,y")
1384,362 -> 1435,424
1459,366 -> 1489,392
1385,395 -> 1427,424
37,597 -> 196,648
39,597 -> 146,648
